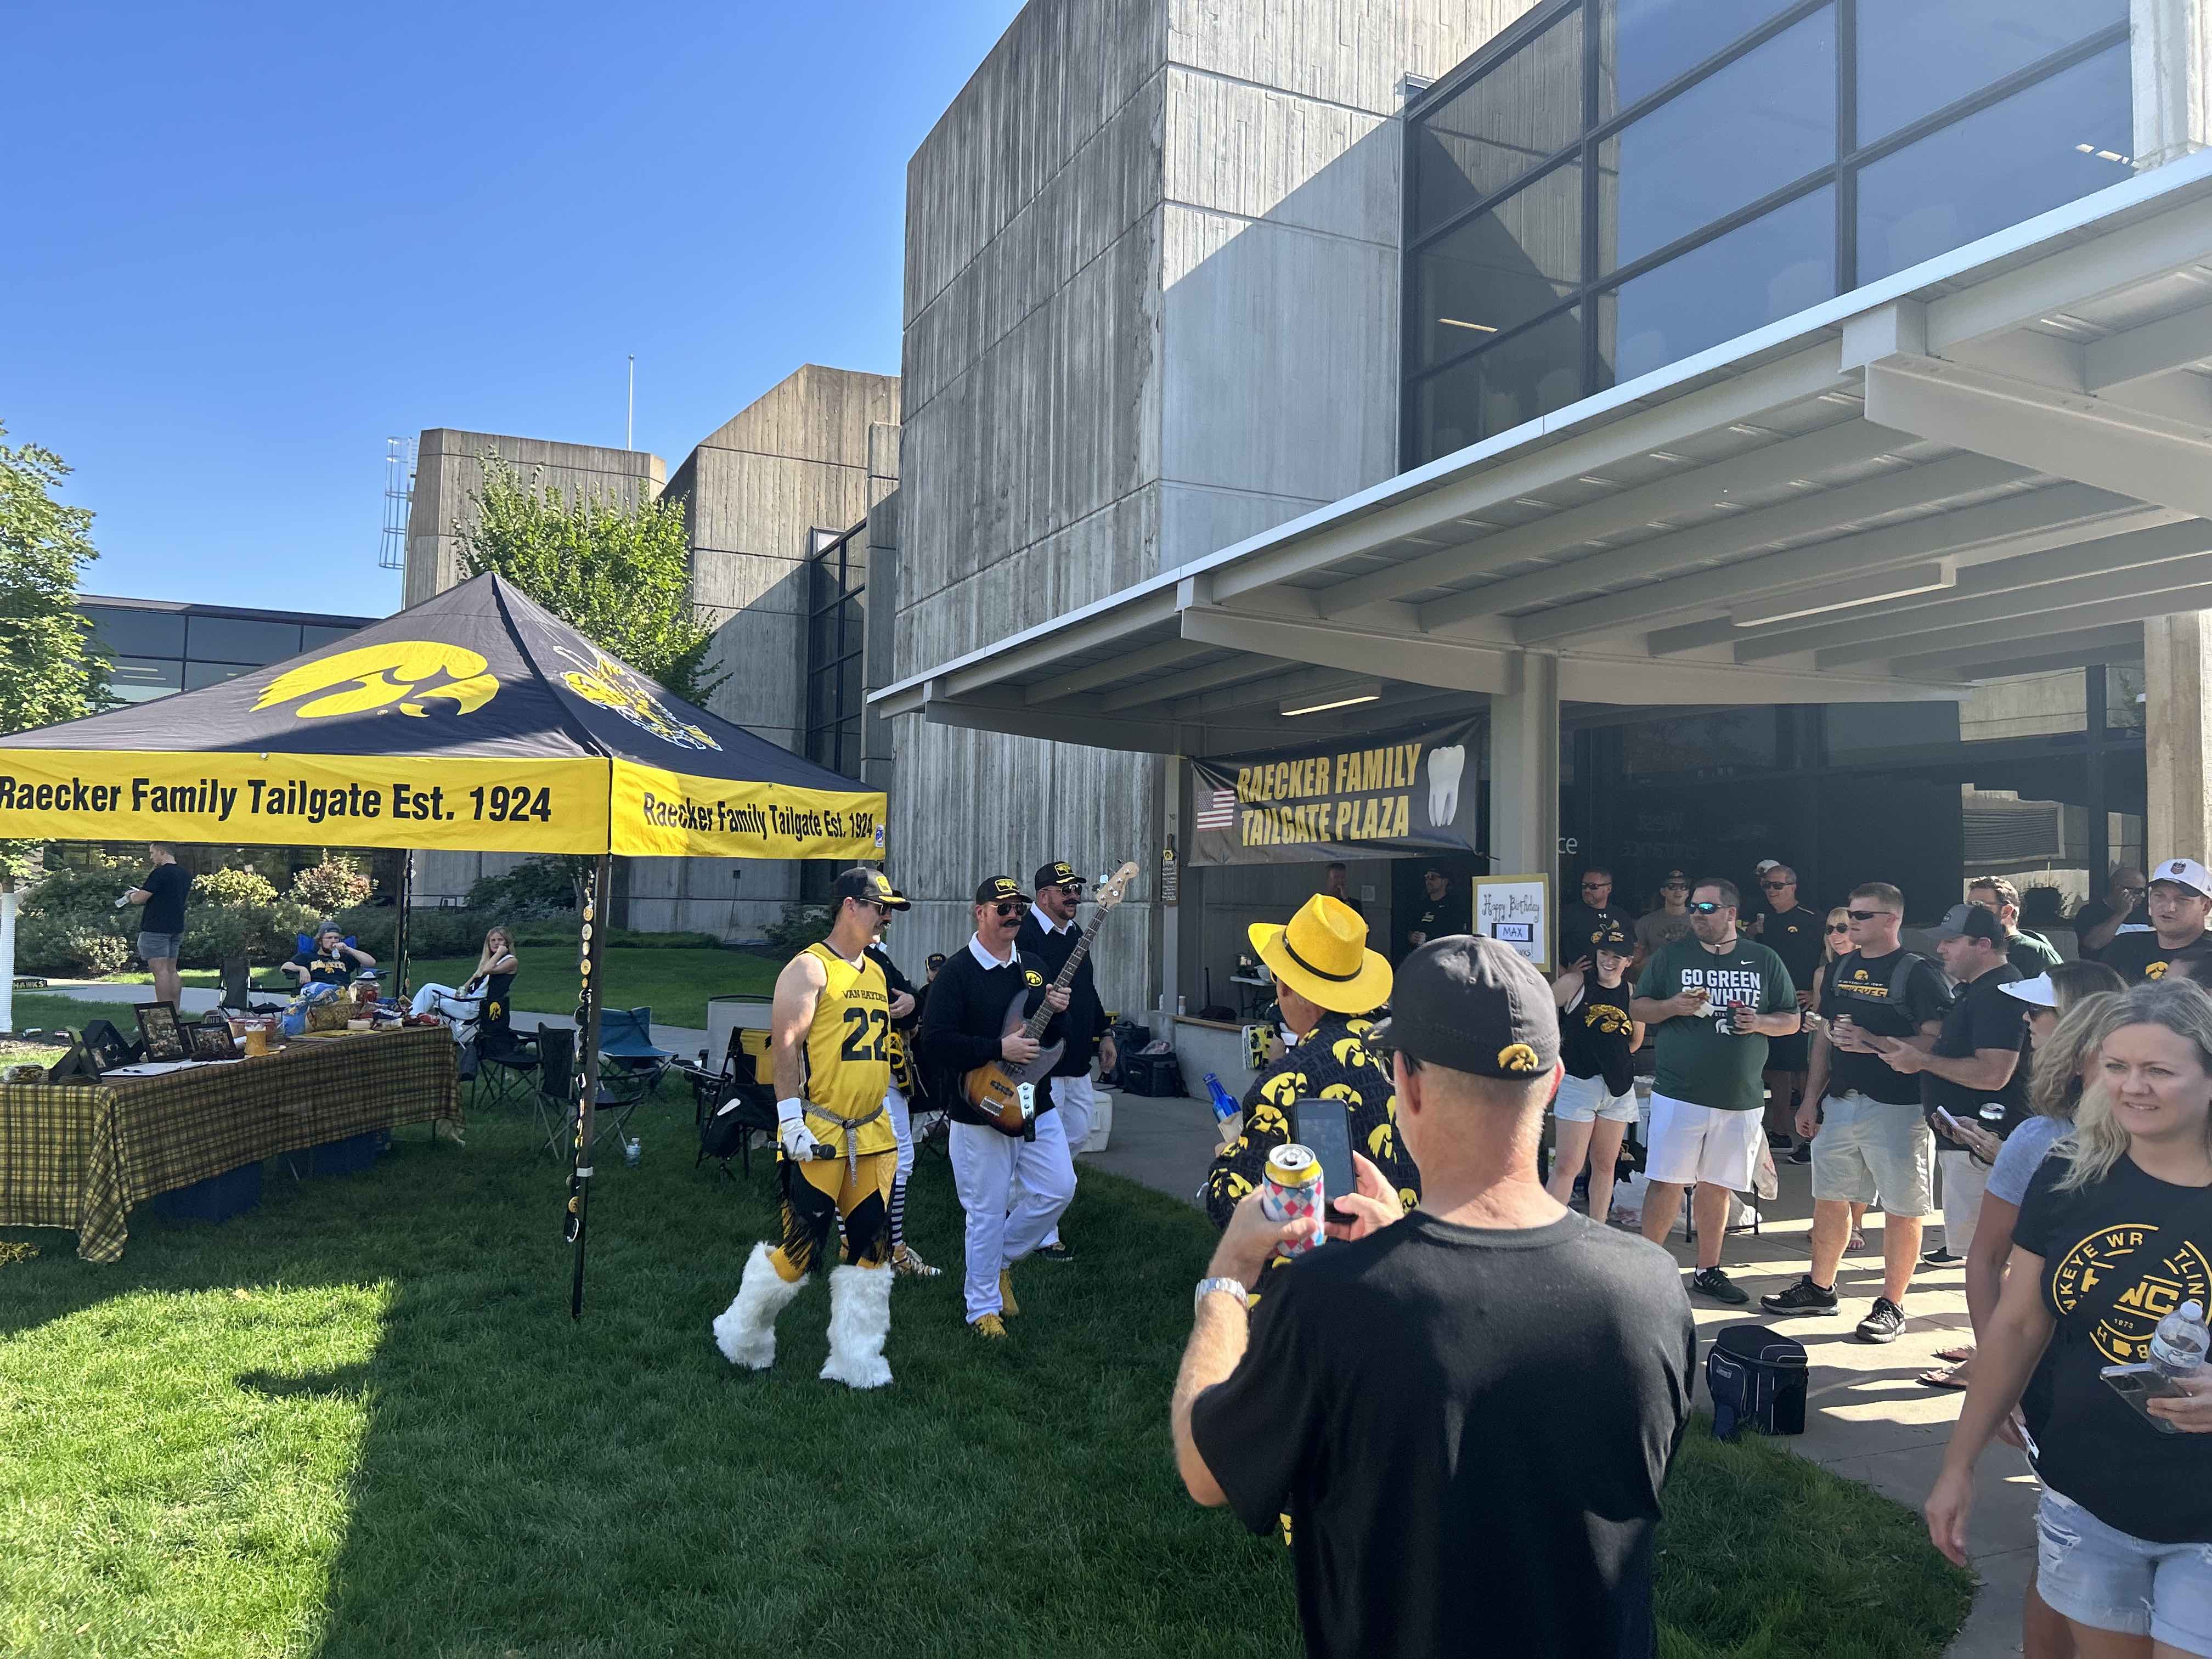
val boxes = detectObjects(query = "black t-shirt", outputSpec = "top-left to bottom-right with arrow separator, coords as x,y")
289,945 -> 354,986
138,863 -> 191,935
1820,949 -> 1953,1106
1558,902 -> 1628,964
1190,1212 -> 1695,1659
1562,977 -> 1637,1097
2101,928 -> 2212,985
1759,906 -> 1824,994
1922,963 -> 2031,1133
2014,1155 -> 2212,1543
2073,899 -> 2148,960
1407,891 -> 1469,951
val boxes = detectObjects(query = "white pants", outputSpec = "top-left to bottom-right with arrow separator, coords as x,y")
1937,1148 -> 1988,1252
887,1084 -> 915,1182
950,1111 -> 1075,1322
409,984 -> 481,1024
1035,1074 -> 1096,1247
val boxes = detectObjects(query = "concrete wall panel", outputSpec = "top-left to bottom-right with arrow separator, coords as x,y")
1169,0 -> 1538,116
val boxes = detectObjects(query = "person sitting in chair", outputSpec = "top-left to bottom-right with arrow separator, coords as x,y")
410,926 -> 518,1030
284,927 -> 375,988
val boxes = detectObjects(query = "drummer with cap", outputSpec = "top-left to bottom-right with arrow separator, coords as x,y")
1204,894 -> 1419,1244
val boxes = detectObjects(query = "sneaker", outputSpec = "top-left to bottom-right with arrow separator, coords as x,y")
892,1245 -> 941,1279
1857,1297 -> 1907,1343
1690,1266 -> 1750,1305
1786,1142 -> 1812,1165
1760,1276 -> 1839,1315
1034,1240 -> 1075,1264
969,1313 -> 1007,1340
997,1268 -> 1020,1318
1923,1248 -> 1962,1265
1765,1130 -> 1794,1149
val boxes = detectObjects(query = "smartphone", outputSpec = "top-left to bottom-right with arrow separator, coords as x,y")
2101,1362 -> 2188,1435
1932,1106 -> 1964,1135
1291,1097 -> 1357,1224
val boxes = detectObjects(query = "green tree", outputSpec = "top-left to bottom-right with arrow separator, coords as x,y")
455,453 -> 724,704
0,422 -> 112,759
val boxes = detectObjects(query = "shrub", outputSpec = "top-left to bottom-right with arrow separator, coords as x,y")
326,905 -> 486,960
467,857 -> 578,915
14,914 -> 132,976
760,901 -> 831,958
290,859 -> 372,914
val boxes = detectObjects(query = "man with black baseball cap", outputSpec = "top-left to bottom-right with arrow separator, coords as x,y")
916,874 -> 1073,1339
2102,857 -> 2212,983
1017,860 -> 1115,1261
1174,937 -> 1695,1659
859,877 -> 941,1282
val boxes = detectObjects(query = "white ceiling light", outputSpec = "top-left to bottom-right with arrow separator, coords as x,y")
1728,562 -> 1955,628
1281,679 -> 1384,717
1438,318 -> 1497,332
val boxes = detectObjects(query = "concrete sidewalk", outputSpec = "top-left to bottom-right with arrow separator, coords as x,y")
1086,1091 -> 2028,1659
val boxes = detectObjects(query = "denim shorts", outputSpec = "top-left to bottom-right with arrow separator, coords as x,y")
2036,1487 -> 2212,1653
137,931 -> 183,962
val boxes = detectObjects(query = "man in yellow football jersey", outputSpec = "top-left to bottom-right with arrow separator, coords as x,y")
713,868 -> 902,1389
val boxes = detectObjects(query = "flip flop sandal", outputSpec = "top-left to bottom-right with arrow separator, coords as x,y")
1918,1364 -> 1971,1391
1935,1345 -> 1974,1363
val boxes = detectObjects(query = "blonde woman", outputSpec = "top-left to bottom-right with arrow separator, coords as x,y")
1927,979 -> 2212,1657
410,926 -> 520,1025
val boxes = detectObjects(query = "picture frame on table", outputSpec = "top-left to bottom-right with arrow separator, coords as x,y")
188,1023 -> 240,1062
134,1001 -> 188,1063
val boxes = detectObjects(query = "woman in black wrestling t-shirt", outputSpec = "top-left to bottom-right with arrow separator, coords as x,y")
1925,979 -> 2212,1657
1546,923 -> 1643,1228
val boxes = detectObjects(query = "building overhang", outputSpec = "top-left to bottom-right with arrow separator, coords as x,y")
874,149 -> 2212,758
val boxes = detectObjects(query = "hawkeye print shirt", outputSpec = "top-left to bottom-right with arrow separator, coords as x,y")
1204,1012 -> 1420,1244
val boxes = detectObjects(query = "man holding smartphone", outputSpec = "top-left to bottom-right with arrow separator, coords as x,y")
1204,895 -> 1418,1243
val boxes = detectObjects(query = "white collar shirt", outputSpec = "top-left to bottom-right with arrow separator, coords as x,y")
967,933 -> 1013,971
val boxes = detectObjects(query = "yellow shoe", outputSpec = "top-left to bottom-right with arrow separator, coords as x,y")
969,1313 -> 1007,1340
998,1269 -> 1020,1318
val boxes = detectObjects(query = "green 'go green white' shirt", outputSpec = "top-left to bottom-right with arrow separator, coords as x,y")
1635,935 -> 1796,1113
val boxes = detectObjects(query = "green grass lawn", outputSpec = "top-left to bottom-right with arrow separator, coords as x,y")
75,947 -> 778,1031
0,1098 -> 1970,1658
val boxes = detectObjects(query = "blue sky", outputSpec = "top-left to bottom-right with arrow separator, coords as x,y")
3,2 -> 1024,614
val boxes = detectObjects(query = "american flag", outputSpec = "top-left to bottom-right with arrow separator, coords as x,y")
1193,786 -> 1237,831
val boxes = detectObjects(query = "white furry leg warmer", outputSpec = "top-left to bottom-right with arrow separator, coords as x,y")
712,1242 -> 806,1370
817,1262 -> 894,1390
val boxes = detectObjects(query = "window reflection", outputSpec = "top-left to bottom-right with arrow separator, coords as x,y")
1599,0 -> 1799,116
1857,45 -> 2132,283
1600,8 -> 1835,272
1414,9 -> 1583,235
1857,0 -> 2127,143
1414,308 -> 1584,462
1414,163 -> 1581,368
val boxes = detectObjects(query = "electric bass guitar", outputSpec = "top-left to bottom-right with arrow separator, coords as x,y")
963,860 -> 1139,1135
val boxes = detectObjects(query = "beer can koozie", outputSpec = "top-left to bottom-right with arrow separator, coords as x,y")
1261,1143 -> 1324,1255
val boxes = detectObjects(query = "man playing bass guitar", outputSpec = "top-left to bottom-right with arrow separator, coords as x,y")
918,874 -> 1072,1340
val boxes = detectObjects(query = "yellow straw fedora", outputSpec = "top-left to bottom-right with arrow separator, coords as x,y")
1250,894 -> 1393,1014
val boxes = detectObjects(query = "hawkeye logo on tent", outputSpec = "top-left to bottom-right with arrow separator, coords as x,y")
253,644 -> 500,720
553,647 -> 721,752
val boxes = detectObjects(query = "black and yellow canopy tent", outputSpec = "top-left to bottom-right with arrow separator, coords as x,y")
0,572 -> 887,1312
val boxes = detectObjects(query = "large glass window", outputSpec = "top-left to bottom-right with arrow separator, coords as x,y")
81,604 -> 185,659
1598,9 -> 1835,272
1857,44 -> 2134,284
803,523 -> 867,780
107,656 -> 184,704
1404,0 -> 2132,468
187,614 -> 302,665
1413,8 -> 1583,235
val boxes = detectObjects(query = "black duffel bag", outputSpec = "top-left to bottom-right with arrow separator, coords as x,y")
1706,1323 -> 1807,1439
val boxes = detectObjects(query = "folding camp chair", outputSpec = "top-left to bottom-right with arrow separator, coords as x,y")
466,978 -> 537,1111
598,1006 -> 675,1112
678,1026 -> 778,1178
532,1025 -> 642,1160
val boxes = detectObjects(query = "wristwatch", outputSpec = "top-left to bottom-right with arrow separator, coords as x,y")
1194,1275 -> 1251,1310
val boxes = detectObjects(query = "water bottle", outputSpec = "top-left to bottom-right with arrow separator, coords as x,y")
623,1135 -> 642,1169
1203,1072 -> 1239,1124
2152,1299 -> 2209,1381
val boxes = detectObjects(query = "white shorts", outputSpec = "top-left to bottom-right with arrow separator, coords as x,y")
1644,1092 -> 1765,1191
1554,1070 -> 1638,1124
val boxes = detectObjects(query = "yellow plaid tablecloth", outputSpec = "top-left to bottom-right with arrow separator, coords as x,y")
0,1025 -> 460,1262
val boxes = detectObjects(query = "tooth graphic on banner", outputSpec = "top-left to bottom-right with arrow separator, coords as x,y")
1427,744 -> 1466,826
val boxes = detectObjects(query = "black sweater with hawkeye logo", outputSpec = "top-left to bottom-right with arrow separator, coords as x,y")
916,943 -> 1068,1128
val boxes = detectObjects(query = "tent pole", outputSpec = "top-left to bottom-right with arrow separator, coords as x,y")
395,850 -> 413,1001
565,853 -> 612,1318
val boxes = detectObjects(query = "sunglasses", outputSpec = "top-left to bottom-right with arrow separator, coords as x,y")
1662,883 -> 1688,892
1759,878 -> 1792,890
989,901 -> 1022,918
1825,922 -> 1850,934
1687,900 -> 1726,915
1844,908 -> 1895,922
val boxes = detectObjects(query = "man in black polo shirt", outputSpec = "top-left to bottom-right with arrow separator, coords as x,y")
1752,864 -> 1823,1151
1016,859 -> 1115,1263
1559,865 -> 1629,969
2101,856 -> 2212,983
1763,882 -> 1951,1340
1405,865 -> 1467,957
1870,904 -> 2029,1293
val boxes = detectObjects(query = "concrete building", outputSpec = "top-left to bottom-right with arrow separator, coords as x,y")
402,366 -> 896,936
878,0 -> 2212,1036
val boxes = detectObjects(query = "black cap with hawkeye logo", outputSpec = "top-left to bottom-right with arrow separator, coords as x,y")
831,867 -> 909,911
1592,921 -> 1632,953
975,874 -> 1030,906
1367,935 -> 1560,1081
1034,860 -> 1083,892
